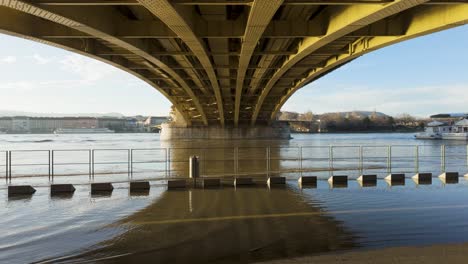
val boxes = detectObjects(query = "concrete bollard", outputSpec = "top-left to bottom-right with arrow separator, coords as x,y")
168,179 -> 187,189
91,183 -> 114,193
328,175 -> 348,188
385,173 -> 405,186
267,176 -> 286,185
201,178 -> 221,188
412,173 -> 432,185
234,177 -> 254,187
51,184 -> 76,194
298,176 -> 317,186
8,185 -> 36,197
439,172 -> 459,184
130,181 -> 150,191
357,175 -> 377,187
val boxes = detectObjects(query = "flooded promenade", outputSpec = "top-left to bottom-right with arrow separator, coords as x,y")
2,133 -> 468,263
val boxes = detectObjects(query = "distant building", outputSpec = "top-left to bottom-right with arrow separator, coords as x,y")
98,117 -> 127,132
0,117 -> 12,132
11,116 -> 30,133
144,116 -> 168,126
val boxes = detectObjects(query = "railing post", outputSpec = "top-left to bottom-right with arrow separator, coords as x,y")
92,149 -> 95,179
266,146 -> 270,177
5,151 -> 7,182
51,150 -> 55,181
9,151 -> 12,182
235,147 -> 239,176
359,146 -> 363,174
127,149 -> 131,178
329,146 -> 334,174
441,145 -> 446,173
168,148 -> 171,178
299,146 -> 303,177
415,145 -> 419,173
88,149 -> 92,180
387,145 -> 392,174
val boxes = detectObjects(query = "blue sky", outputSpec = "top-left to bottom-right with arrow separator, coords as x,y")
1,24 -> 468,117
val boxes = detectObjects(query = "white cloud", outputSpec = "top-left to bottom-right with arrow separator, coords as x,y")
0,56 -> 16,64
59,54 -> 118,82
31,54 -> 53,65
283,84 -> 468,117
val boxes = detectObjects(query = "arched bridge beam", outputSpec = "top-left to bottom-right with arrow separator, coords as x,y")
0,6 -> 192,123
1,0 -> 208,125
269,4 -> 468,121
251,0 -> 429,125
137,0 -> 225,126
234,0 -> 283,127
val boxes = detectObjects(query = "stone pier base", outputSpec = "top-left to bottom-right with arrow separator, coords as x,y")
160,123 -> 291,140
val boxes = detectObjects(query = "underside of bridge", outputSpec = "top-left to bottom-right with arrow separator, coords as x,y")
0,0 -> 468,132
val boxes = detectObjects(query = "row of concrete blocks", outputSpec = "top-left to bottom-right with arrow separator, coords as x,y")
7,181 -> 150,197
167,176 -> 288,189
6,172 -> 464,196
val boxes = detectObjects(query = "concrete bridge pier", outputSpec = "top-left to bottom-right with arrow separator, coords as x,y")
160,123 -> 291,140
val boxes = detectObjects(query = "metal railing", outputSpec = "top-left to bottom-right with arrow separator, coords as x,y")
3,145 -> 468,183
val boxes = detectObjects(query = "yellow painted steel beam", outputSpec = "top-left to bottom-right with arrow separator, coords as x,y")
234,0 -> 282,126
138,0 -> 225,126
269,4 -> 468,121
0,1 -> 208,125
250,0 -> 429,126
0,7 -> 193,124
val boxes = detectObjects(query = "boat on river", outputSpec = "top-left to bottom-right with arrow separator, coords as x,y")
54,128 -> 115,134
441,119 -> 468,140
415,121 -> 447,139
416,119 -> 468,140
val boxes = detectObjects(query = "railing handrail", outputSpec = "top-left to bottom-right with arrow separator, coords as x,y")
3,144 -> 468,183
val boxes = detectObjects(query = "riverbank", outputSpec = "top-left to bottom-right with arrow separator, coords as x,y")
257,242 -> 468,264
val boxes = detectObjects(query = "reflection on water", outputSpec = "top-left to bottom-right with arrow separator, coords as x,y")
59,187 -> 355,263
2,133 -> 468,263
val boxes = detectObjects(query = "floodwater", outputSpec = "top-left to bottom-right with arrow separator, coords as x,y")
1,133 -> 468,263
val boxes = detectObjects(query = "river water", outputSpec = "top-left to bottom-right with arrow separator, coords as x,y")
1,133 -> 468,263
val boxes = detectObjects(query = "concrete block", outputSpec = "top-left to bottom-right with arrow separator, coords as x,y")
8,185 -> 36,196
267,176 -> 286,185
328,175 -> 348,184
298,176 -> 317,186
412,173 -> 432,185
385,173 -> 405,182
234,177 -> 254,186
167,179 -> 187,189
357,175 -> 377,186
91,183 -> 114,193
51,184 -> 76,194
130,181 -> 150,191
201,178 -> 221,188
439,172 -> 459,184
328,175 -> 348,188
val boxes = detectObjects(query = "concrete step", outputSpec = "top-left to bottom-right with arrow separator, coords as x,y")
8,185 -> 36,197
439,172 -> 459,184
267,176 -> 286,185
356,175 -> 377,187
130,181 -> 150,191
51,184 -> 76,194
200,178 -> 221,188
328,175 -> 348,188
412,173 -> 432,185
168,179 -> 187,189
298,176 -> 317,186
234,177 -> 254,187
385,173 -> 405,185
91,183 -> 114,193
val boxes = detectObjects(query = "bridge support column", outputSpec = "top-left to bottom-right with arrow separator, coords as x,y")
160,123 -> 291,140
